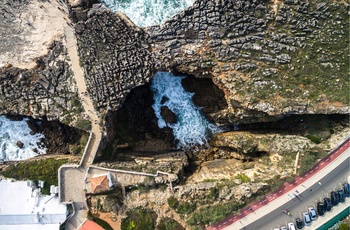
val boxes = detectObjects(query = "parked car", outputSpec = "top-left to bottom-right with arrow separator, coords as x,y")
302,212 -> 311,225
338,189 -> 345,202
317,201 -> 325,216
323,197 -> 332,211
308,207 -> 318,220
330,191 -> 339,206
288,222 -> 297,230
281,226 -> 288,230
343,182 -> 350,197
295,217 -> 304,229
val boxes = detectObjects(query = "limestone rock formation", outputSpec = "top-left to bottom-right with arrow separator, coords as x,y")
73,4 -> 155,111
0,41 -> 83,124
146,0 -> 349,124
206,132 -> 316,160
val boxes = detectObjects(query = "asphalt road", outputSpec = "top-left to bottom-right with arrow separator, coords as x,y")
243,153 -> 350,230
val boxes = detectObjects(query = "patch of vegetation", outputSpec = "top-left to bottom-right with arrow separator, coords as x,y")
168,196 -> 196,215
186,201 -> 245,228
306,134 -> 322,144
70,145 -> 82,155
299,150 -> 328,174
121,208 -> 157,230
176,201 -> 196,215
168,196 -> 179,209
235,173 -> 251,183
157,217 -> 184,230
75,119 -> 91,131
2,158 -> 68,194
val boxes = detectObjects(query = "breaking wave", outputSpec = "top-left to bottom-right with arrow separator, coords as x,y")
101,0 -> 194,27
150,72 -> 222,149
0,116 -> 46,161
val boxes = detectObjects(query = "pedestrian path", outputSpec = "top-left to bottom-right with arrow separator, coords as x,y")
208,138 -> 350,230
57,11 -> 103,229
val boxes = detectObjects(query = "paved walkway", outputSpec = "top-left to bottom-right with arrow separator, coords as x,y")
64,23 -> 102,167
208,138 -> 350,230
58,16 -> 103,230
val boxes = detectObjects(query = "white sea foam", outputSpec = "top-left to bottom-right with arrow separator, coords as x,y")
150,72 -> 222,149
101,0 -> 194,27
0,116 -> 46,161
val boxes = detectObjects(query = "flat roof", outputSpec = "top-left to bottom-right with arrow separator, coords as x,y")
0,179 -> 67,228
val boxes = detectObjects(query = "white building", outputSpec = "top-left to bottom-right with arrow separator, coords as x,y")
0,179 -> 68,230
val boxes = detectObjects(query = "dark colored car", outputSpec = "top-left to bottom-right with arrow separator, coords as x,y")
343,183 -> 350,197
338,190 -> 345,202
317,201 -> 325,216
330,191 -> 339,206
295,217 -> 304,229
324,197 -> 332,211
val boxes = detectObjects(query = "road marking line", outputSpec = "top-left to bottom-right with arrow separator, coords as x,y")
320,162 -> 324,165
224,222 -> 227,224
315,166 -> 319,169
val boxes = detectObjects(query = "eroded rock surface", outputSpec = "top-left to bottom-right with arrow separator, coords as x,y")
74,5 -> 155,111
0,41 -> 83,124
146,0 -> 349,123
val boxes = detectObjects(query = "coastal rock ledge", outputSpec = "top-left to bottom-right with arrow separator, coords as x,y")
0,0 -> 349,126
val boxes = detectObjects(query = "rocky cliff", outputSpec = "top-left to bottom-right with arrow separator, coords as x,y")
1,0 -> 348,127
0,0 -> 84,126
146,0 -> 349,124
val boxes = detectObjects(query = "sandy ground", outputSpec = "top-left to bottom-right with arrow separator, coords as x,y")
98,212 -> 121,230
0,0 -> 68,68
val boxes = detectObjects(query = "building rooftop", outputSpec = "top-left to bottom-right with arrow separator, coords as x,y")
90,172 -> 114,193
0,179 -> 67,230
78,219 -> 104,230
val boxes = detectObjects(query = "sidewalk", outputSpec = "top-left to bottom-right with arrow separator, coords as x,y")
208,139 -> 349,230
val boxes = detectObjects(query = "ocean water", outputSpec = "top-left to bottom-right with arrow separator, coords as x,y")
0,116 -> 46,161
100,0 -> 194,27
150,72 -> 222,149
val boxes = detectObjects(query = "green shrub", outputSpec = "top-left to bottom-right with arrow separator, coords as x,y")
176,201 -> 196,215
235,173 -> 251,183
306,135 -> 322,144
75,119 -> 91,131
70,145 -> 82,155
121,208 -> 157,230
157,217 -> 184,230
186,201 -> 244,228
167,196 -> 179,209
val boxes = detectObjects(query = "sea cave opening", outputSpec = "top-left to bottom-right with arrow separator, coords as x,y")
101,71 -> 228,161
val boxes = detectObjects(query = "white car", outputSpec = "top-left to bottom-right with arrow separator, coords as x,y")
308,207 -> 318,221
303,212 -> 312,225
281,226 -> 288,230
288,222 -> 296,230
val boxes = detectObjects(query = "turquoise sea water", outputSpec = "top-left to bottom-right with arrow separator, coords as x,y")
100,0 -> 194,27
150,72 -> 222,149
0,116 -> 46,161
